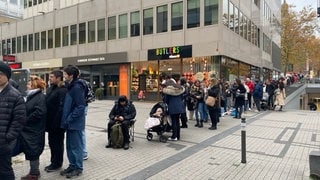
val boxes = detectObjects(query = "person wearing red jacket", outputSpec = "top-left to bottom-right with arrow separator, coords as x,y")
245,78 -> 254,110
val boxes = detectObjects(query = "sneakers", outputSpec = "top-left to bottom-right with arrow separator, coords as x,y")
83,155 -> 88,160
123,143 -> 129,150
21,174 -> 40,180
65,169 -> 82,179
60,166 -> 75,176
168,137 -> 178,141
45,164 -> 61,172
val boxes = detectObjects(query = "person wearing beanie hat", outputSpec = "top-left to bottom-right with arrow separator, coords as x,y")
0,61 -> 11,80
0,61 -> 26,179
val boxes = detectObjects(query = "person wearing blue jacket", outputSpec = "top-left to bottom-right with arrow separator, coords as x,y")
162,78 -> 185,141
60,65 -> 86,178
253,79 -> 263,112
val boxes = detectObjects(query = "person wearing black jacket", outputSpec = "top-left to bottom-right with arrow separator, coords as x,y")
44,70 -> 67,172
233,78 -> 246,119
20,75 -> 47,180
265,79 -> 276,110
106,95 -> 136,149
0,61 -> 26,180
207,78 -> 220,130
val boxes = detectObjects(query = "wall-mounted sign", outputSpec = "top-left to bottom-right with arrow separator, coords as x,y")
3,55 -> 16,62
148,45 -> 192,60
9,62 -> 21,69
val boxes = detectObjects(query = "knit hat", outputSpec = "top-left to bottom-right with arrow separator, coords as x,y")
0,61 -> 11,79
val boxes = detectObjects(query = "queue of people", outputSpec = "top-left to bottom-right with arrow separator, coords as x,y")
0,59 -> 291,179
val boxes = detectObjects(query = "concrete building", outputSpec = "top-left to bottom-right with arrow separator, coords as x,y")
0,0 -> 281,100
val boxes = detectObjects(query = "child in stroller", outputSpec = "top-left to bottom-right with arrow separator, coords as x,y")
144,102 -> 169,143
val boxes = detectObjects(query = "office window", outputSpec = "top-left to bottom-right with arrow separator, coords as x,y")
35,32 -> 40,50
119,14 -> 128,39
23,35 -> 27,52
157,5 -> 168,33
234,6 -> 239,34
205,0 -> 218,25
229,2 -> 234,31
62,26 -> 69,46
243,16 -> 248,40
247,20 -> 252,42
239,11 -> 243,37
11,38 -> 16,54
28,34 -> 33,51
88,20 -> 95,43
17,36 -> 21,53
28,0 -> 32,7
33,0 -> 37,5
70,24 -> 77,45
143,8 -> 153,35
6,39 -> 11,55
130,11 -> 140,37
108,16 -> 116,40
41,31 -> 46,50
48,30 -> 53,48
10,0 -> 17,5
55,28 -> 61,48
171,2 -> 183,31
0,42 -> 2,56
24,0 -> 27,8
38,0 -> 42,4
97,18 -> 105,41
79,23 -> 86,44
1,40 -> 5,55
222,0 -> 228,27
187,0 -> 200,28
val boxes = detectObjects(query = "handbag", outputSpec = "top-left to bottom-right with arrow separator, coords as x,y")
205,96 -> 216,107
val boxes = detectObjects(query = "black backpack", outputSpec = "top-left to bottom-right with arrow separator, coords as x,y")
79,79 -> 95,103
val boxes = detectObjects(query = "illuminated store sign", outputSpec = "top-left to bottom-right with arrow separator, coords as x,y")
148,45 -> 192,60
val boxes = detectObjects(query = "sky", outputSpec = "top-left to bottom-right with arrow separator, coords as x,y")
284,0 -> 318,11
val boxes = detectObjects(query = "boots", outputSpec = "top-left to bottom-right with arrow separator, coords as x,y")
198,121 -> 203,128
194,121 -> 199,127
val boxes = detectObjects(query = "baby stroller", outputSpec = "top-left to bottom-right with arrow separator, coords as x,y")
145,102 -> 169,143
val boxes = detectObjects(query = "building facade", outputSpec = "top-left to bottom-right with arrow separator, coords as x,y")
0,0 -> 281,100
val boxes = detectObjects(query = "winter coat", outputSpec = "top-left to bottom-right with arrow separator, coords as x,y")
207,84 -> 220,108
109,101 -> 136,122
0,84 -> 26,147
45,84 -> 67,131
61,79 -> 86,130
163,93 -> 186,115
20,89 -> 47,160
234,84 -> 246,107
274,88 -> 286,106
253,82 -> 263,100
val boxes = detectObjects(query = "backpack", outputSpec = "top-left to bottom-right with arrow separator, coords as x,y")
79,79 -> 95,103
110,123 -> 124,148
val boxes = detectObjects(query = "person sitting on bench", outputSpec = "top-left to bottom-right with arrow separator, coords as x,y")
106,95 -> 136,150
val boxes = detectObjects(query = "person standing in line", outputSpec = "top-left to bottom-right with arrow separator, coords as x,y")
273,80 -> 286,111
252,79 -> 263,112
179,77 -> 189,128
162,79 -> 185,141
0,61 -> 26,180
60,65 -> 86,178
245,77 -> 254,110
20,76 -> 47,180
44,70 -> 67,172
207,78 -> 220,130
233,78 -> 246,119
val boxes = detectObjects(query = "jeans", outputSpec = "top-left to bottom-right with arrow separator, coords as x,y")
66,130 -> 84,170
170,114 -> 181,139
195,102 -> 204,122
0,143 -> 15,180
82,130 -> 87,158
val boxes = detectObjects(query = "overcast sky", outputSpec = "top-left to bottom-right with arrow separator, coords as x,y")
284,0 -> 318,11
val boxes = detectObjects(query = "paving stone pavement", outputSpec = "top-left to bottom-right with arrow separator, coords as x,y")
12,100 -> 320,180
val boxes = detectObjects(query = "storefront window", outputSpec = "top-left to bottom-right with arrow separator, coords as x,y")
221,57 -> 238,82
239,62 -> 250,79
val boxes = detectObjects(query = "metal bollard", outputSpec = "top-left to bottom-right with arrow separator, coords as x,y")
241,116 -> 246,163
